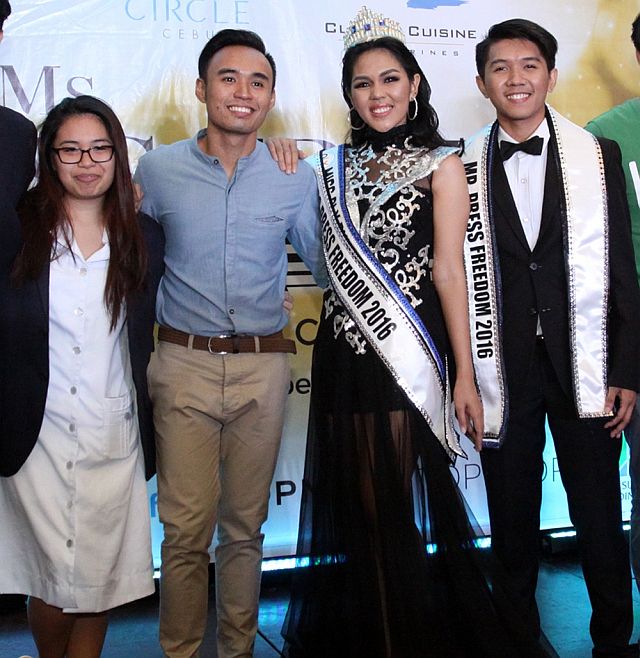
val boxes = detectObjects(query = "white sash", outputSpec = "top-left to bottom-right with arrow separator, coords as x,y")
463,107 -> 609,430
550,108 -> 609,416
461,123 -> 507,447
311,145 -> 465,459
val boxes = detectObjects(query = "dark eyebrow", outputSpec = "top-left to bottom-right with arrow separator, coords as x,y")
217,67 -> 238,77
56,138 -> 112,146
352,67 -> 401,83
217,67 -> 270,82
489,56 -> 543,66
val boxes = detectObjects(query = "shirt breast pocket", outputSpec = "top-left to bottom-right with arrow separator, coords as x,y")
247,216 -> 287,260
102,392 -> 137,459
252,215 -> 286,225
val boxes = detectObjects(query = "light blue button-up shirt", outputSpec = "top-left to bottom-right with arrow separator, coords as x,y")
135,131 -> 326,335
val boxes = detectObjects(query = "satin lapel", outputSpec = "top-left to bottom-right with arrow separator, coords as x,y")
491,145 -> 531,253
536,133 -> 562,247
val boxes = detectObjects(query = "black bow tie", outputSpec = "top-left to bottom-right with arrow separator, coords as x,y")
499,135 -> 544,160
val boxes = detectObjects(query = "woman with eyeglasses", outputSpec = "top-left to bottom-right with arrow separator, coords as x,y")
0,95 -> 164,658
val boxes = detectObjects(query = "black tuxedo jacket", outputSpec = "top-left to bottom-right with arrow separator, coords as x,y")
0,106 -> 36,208
492,127 -> 640,402
0,205 -> 164,478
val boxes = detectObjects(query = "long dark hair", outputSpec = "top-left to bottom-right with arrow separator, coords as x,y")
341,37 -> 445,149
12,95 -> 147,330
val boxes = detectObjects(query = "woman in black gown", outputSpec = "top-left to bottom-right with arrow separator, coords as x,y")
281,7 -> 556,658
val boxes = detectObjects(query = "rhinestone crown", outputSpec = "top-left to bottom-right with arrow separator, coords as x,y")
343,6 -> 406,50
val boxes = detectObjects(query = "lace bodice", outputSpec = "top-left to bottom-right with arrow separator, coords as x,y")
324,135 -> 456,355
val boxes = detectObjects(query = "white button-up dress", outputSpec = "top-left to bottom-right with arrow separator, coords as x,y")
0,235 -> 154,612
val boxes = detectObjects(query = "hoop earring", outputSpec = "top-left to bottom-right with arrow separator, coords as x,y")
348,107 -> 365,131
408,97 -> 418,121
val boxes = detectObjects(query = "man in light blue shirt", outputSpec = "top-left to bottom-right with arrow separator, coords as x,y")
135,28 -> 325,658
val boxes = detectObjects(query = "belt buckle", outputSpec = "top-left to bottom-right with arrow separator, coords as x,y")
207,333 -> 235,355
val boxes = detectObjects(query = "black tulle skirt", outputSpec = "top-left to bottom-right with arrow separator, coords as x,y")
281,314 -> 557,658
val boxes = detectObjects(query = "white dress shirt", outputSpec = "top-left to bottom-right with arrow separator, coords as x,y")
47,232 -> 131,436
499,120 -> 550,251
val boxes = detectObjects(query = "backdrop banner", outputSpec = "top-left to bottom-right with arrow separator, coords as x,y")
3,0 -> 638,564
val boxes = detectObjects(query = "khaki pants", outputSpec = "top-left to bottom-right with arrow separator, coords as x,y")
149,341 -> 290,658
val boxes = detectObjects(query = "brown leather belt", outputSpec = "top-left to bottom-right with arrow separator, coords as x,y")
158,326 -> 296,355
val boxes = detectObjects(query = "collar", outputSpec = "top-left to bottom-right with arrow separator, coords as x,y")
54,225 -> 110,262
498,119 -> 550,151
192,128 -> 264,166
362,123 -> 411,153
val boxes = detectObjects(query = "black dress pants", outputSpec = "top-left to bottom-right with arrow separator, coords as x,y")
481,339 -> 635,657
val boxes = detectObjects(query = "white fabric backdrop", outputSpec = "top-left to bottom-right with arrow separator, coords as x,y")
2,0 -> 638,563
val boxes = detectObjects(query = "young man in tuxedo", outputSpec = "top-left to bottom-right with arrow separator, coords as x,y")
463,18 -> 640,657
0,0 -> 36,207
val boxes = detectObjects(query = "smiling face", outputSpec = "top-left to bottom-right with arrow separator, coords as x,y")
52,113 -> 115,204
196,44 -> 275,140
349,47 -> 419,133
476,38 -> 557,141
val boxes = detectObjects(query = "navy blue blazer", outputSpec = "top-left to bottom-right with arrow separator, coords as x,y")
0,206 -> 164,479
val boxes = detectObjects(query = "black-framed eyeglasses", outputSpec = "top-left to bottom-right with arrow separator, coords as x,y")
52,145 -> 115,164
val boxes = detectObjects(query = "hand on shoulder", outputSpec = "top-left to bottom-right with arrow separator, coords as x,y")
265,137 -> 303,174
